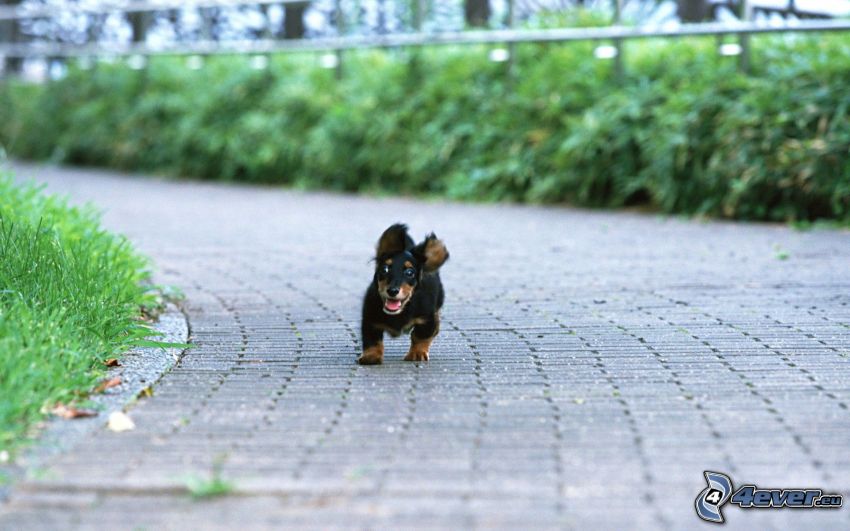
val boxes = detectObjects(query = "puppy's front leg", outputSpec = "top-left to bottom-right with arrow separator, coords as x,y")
358,324 -> 384,365
405,314 -> 439,362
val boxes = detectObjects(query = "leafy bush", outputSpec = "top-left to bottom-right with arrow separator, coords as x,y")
1,33 -> 849,222
0,174 -> 156,451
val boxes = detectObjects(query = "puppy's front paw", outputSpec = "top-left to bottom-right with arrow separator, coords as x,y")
358,344 -> 384,365
404,344 -> 430,362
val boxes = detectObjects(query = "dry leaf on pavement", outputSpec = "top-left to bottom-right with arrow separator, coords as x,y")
50,403 -> 97,419
94,377 -> 122,393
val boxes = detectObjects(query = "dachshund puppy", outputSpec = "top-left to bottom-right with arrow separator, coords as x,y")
359,223 -> 449,365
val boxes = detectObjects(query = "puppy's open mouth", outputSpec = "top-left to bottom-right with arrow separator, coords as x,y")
383,297 -> 407,315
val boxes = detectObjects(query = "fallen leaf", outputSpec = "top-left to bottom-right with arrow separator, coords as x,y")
107,411 -> 135,432
94,377 -> 122,393
137,386 -> 153,399
104,358 -> 120,367
50,403 -> 97,419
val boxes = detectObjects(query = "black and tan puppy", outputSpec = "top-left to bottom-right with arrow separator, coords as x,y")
359,223 -> 449,365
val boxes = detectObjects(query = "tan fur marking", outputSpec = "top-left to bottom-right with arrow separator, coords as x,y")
384,258 -> 393,265
358,342 -> 384,365
404,336 -> 433,362
405,313 -> 439,361
374,323 -> 402,337
378,317 -> 427,337
409,317 -> 428,327
375,316 -> 428,338
423,238 -> 449,272
398,284 -> 413,299
404,260 -> 413,268
377,280 -> 415,314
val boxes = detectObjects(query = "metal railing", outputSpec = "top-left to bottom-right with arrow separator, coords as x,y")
2,18 -> 850,57
0,1 -> 848,75
0,0 -> 308,20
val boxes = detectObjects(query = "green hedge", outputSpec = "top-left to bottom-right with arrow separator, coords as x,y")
0,175 -> 156,452
1,33 -> 849,222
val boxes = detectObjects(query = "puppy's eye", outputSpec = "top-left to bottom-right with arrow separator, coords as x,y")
381,265 -> 391,274
404,268 -> 415,278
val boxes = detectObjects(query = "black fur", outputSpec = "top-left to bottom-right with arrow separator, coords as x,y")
359,223 -> 449,364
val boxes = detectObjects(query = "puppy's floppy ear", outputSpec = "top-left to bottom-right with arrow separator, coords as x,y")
413,233 -> 449,273
376,223 -> 410,258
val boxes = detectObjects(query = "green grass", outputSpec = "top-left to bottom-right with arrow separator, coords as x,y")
773,244 -> 791,261
0,172 -> 158,454
185,475 -> 234,499
184,456 -> 234,499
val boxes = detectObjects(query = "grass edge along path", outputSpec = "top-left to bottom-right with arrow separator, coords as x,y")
0,171 -> 160,460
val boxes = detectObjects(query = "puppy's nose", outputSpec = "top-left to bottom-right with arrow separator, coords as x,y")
387,287 -> 400,297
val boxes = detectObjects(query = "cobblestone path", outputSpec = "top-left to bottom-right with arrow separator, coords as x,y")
2,163 -> 849,529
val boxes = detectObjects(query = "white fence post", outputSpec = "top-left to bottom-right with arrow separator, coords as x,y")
740,0 -> 753,73
613,0 -> 623,80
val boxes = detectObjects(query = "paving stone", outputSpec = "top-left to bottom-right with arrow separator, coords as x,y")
2,162 -> 850,529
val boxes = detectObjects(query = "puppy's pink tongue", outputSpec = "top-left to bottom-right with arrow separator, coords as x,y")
385,300 -> 402,311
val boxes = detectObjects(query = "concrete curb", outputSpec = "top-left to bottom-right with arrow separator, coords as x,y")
0,303 -> 190,500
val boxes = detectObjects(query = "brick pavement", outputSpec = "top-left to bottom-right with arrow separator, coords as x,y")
2,162 -> 850,529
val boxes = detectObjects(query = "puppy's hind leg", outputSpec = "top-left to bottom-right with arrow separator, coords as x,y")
405,314 -> 439,362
